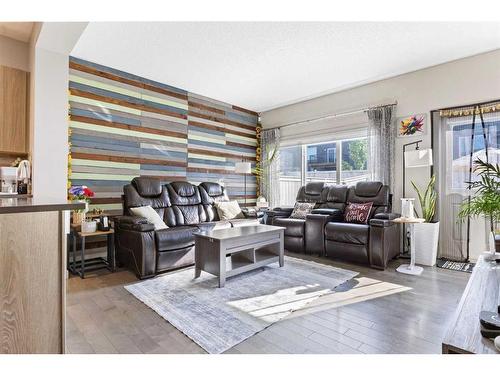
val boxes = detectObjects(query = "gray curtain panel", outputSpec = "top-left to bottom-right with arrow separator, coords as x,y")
260,128 -> 281,207
366,105 -> 396,191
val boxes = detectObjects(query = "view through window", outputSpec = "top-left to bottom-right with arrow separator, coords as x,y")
278,137 -> 369,206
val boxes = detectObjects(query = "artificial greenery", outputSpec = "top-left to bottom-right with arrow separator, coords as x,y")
411,174 -> 437,222
458,158 -> 500,232
253,145 -> 278,197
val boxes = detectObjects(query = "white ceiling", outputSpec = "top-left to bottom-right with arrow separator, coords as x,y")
72,22 -> 500,112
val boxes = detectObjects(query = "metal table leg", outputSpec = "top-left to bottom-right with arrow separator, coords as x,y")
396,223 -> 424,275
80,236 -> 85,279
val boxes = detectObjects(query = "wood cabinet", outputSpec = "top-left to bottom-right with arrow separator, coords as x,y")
0,66 -> 29,153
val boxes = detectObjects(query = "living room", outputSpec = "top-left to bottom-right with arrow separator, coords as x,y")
1,1 -> 499,373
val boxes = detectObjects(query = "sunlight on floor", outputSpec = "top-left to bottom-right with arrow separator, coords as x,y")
226,284 -> 332,323
226,277 -> 412,323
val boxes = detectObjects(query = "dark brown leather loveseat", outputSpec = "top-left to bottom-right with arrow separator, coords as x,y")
114,177 -> 260,279
266,181 -> 400,269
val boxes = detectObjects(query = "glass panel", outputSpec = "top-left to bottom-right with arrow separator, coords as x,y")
306,142 -> 337,185
278,145 -> 302,206
450,118 -> 500,190
340,138 -> 369,185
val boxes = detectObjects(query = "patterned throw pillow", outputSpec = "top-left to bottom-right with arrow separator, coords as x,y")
289,202 -> 316,219
344,202 -> 373,224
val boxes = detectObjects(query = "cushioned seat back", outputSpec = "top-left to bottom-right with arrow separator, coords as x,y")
318,185 -> 348,210
123,177 -> 171,218
347,181 -> 390,218
295,182 -> 325,206
165,182 -> 206,226
199,182 -> 229,221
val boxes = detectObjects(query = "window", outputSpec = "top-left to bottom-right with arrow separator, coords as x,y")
306,142 -> 336,186
340,138 -> 369,184
278,145 -> 302,206
278,136 -> 369,205
449,119 -> 500,190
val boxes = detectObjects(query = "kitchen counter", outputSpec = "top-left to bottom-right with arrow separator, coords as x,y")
0,197 -> 84,214
0,196 -> 84,353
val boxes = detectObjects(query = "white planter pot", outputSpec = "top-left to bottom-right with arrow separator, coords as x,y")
414,222 -> 440,266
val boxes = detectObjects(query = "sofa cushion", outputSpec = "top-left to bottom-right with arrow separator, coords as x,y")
155,226 -> 197,252
289,202 -> 316,219
132,177 -> 163,197
130,205 -> 168,230
273,217 -> 305,237
325,222 -> 369,245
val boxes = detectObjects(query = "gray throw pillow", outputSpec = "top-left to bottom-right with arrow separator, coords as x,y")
289,202 -> 316,219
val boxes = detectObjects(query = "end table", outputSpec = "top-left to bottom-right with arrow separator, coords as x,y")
392,217 -> 425,276
68,225 -> 115,279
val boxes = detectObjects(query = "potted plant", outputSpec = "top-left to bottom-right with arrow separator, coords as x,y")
411,175 -> 439,266
68,185 -> 94,224
458,158 -> 500,259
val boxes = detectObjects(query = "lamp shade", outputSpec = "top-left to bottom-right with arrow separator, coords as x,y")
405,148 -> 433,168
234,162 -> 251,174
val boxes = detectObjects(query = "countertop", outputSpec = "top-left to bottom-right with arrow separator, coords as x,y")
0,197 -> 85,214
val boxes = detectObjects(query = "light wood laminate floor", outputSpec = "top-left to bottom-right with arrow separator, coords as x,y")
66,253 -> 469,354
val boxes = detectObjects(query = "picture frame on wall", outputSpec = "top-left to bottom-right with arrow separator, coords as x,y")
397,114 -> 426,137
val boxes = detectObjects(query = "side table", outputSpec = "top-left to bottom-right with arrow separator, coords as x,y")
392,217 -> 425,275
68,225 -> 115,279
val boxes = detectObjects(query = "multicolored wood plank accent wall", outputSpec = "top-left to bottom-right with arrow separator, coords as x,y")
68,57 -> 258,214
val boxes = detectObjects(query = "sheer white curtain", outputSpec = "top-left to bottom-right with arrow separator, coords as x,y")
260,128 -> 280,207
366,105 -> 396,191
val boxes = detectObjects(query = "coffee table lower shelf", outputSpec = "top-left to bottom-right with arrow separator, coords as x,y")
194,225 -> 285,287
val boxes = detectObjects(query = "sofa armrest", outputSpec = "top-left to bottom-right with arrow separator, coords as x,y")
305,213 -> 334,255
114,226 -> 156,279
368,213 -> 401,269
114,215 -> 155,232
369,213 -> 400,227
311,208 -> 344,222
241,207 -> 264,219
265,207 -> 293,224
271,207 -> 294,214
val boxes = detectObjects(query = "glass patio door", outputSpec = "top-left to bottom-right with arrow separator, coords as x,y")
434,105 -> 500,261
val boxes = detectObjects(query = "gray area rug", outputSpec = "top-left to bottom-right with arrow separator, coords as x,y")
125,256 -> 358,354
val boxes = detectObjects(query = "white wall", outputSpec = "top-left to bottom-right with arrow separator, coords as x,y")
30,23 -> 87,201
0,35 -> 29,71
261,49 -> 500,259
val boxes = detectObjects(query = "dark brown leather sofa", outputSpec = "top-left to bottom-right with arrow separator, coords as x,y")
267,181 -> 400,269
114,177 -> 260,279
267,182 -> 325,253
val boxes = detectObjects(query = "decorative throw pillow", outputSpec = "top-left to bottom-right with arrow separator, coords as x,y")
289,202 -> 316,219
344,202 -> 373,224
130,205 -> 168,230
215,201 -> 245,220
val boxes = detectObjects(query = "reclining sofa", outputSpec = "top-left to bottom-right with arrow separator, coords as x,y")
266,181 -> 400,269
114,177 -> 260,279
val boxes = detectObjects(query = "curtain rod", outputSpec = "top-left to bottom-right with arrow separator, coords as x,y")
275,101 -> 398,129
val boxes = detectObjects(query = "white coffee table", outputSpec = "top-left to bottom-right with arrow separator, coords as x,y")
392,217 -> 425,275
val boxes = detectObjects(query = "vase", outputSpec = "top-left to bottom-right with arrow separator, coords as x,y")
72,211 -> 85,225
414,221 -> 440,266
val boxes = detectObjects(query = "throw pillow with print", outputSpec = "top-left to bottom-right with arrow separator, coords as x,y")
344,202 -> 373,224
289,202 -> 316,219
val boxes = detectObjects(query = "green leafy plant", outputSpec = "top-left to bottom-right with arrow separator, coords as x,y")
253,145 -> 278,197
458,158 -> 500,233
411,174 -> 437,222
